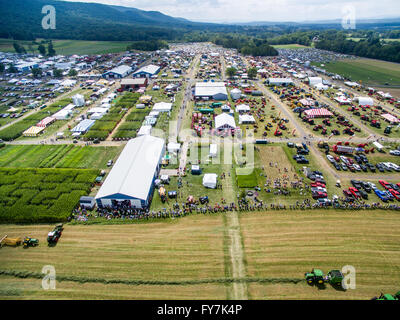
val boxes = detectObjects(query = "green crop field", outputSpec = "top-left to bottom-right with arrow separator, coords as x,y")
0,145 -> 122,169
272,44 -> 310,49
0,210 -> 399,299
312,58 -> 400,86
0,39 -> 131,55
0,168 -> 98,223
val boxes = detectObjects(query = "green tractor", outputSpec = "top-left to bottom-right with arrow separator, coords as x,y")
305,268 -> 325,285
372,291 -> 400,300
23,237 -> 39,248
325,270 -> 344,287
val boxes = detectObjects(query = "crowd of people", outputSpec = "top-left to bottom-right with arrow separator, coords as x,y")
71,198 -> 400,222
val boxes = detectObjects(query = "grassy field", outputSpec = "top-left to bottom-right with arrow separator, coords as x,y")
1,210 -> 399,299
0,39 -> 130,55
0,145 -> 122,169
241,211 -> 400,300
0,215 -> 227,299
313,58 -> 400,86
272,44 -> 310,50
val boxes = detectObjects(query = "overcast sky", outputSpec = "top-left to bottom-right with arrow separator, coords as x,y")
62,0 -> 400,23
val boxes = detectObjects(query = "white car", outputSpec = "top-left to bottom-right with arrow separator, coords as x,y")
389,150 -> 400,156
367,182 -> 377,190
340,156 -> 348,163
326,155 -> 335,163
353,164 -> 361,171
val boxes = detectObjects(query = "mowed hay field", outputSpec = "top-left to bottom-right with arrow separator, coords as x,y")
0,215 -> 227,299
315,58 -> 400,86
1,210 -> 400,299
240,211 -> 400,300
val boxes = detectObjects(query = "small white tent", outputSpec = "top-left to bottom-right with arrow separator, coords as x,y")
230,88 -> 241,100
210,144 -> 218,158
203,174 -> 218,189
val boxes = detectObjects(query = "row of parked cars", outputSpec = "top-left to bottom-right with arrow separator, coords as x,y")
306,170 -> 329,203
289,142 -> 310,164
343,180 -> 400,202
326,153 -> 400,173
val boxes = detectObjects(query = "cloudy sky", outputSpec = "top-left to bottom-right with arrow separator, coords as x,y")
62,0 -> 400,23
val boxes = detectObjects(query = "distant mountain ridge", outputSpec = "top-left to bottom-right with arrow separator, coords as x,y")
0,0 -> 219,41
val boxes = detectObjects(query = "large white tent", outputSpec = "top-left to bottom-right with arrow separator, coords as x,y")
203,174 -> 218,189
153,102 -> 172,112
215,113 -> 236,130
355,97 -> 374,106
96,135 -> 165,209
195,82 -> 228,100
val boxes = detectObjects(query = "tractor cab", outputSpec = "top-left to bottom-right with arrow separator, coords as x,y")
305,268 -> 325,285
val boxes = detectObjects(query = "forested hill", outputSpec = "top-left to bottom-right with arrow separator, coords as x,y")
0,0 -> 222,41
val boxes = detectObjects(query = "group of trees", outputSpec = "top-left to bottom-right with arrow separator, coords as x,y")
213,35 -> 278,57
12,40 -> 56,56
226,66 -> 258,79
315,30 -> 400,63
127,40 -> 169,51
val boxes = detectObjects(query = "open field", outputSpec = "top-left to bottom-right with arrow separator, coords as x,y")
0,214 -> 227,299
1,210 -> 399,299
313,58 -> 400,86
241,211 -> 400,299
272,44 -> 310,50
0,39 -> 130,55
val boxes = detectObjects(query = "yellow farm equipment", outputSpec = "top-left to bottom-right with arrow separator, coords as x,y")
0,235 -> 22,247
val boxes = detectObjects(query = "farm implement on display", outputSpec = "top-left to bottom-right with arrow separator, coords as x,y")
23,237 -> 39,248
372,291 -> 400,300
47,224 -> 64,245
305,269 -> 345,287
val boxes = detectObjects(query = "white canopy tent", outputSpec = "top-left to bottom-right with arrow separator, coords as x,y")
203,174 -> 218,189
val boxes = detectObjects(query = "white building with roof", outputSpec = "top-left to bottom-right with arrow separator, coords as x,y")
103,65 -> 133,79
133,64 -> 160,78
195,82 -> 228,100
215,113 -> 236,130
95,136 -> 165,209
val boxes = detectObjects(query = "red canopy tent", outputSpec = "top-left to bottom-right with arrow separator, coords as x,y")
304,108 -> 333,119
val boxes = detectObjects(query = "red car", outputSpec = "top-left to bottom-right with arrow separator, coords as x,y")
379,180 -> 390,190
311,182 -> 326,188
388,189 -> 400,201
343,190 -> 353,198
349,187 -> 361,199
313,192 -> 327,199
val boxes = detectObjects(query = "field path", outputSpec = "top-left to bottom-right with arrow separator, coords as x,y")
222,164 -> 248,300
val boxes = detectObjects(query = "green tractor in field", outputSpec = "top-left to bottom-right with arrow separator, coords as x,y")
305,269 -> 325,285
372,291 -> 400,300
23,237 -> 39,248
325,270 -> 344,287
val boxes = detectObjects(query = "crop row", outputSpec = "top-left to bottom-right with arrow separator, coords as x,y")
0,168 -> 98,223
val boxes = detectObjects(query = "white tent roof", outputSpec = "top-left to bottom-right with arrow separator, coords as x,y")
355,97 -> 374,106
215,113 -> 236,130
236,104 -> 250,112
239,114 -> 256,124
195,82 -> 228,98
71,119 -> 95,132
96,136 -> 165,201
138,125 -> 152,136
153,102 -> 172,112
203,174 -> 218,188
